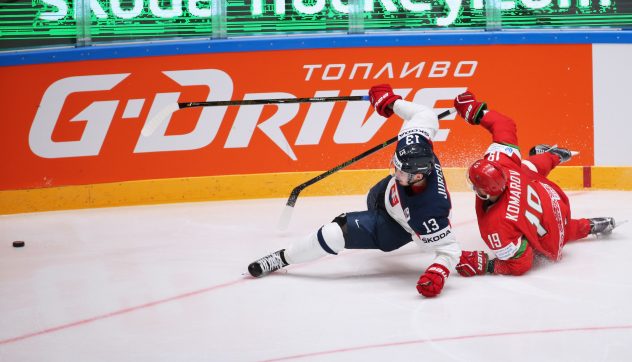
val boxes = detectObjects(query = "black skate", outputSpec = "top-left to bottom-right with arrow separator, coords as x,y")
589,217 -> 616,235
528,144 -> 576,163
248,249 -> 288,277
529,144 -> 552,156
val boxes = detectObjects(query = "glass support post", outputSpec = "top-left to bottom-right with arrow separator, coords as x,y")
212,0 -> 228,39
349,0 -> 365,34
485,0 -> 502,31
76,0 -> 92,47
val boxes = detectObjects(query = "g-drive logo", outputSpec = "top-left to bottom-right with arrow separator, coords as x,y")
29,69 -> 464,159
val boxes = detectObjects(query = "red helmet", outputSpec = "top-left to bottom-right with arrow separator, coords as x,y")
467,159 -> 507,199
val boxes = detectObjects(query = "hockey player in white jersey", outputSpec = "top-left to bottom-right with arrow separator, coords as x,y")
248,84 -> 461,297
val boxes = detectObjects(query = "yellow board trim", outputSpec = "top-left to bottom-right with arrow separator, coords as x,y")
1,166 -> 630,215
544,167 -> 585,190
591,167 -> 632,190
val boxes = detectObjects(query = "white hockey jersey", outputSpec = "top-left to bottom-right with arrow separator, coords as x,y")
383,100 -> 461,271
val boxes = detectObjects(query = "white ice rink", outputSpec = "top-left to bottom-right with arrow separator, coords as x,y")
1,191 -> 631,361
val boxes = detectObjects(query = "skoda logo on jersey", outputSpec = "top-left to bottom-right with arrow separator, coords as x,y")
403,207 -> 410,221
421,229 -> 451,243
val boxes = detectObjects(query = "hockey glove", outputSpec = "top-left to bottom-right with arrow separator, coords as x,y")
369,84 -> 402,118
456,250 -> 489,277
454,91 -> 487,125
416,263 -> 449,297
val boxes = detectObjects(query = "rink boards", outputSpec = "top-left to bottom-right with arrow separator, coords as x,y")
0,32 -> 631,213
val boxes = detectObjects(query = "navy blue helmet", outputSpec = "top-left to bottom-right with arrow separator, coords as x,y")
392,135 -> 435,177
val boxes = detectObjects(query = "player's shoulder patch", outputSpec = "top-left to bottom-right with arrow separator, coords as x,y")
485,143 -> 521,160
388,182 -> 400,207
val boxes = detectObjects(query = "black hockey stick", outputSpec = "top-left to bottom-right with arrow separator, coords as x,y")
179,95 -> 369,109
277,107 -> 456,230
141,95 -> 370,137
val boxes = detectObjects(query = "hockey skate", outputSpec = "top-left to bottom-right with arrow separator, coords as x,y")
589,217 -> 617,235
248,249 -> 288,277
528,144 -> 578,163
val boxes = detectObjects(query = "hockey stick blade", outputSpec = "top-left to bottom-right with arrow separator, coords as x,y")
141,102 -> 179,137
277,205 -> 295,231
277,107 -> 456,230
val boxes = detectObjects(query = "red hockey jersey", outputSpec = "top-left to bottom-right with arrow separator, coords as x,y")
474,111 -> 574,275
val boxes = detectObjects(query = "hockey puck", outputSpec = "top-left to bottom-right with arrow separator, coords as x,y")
12,241 -> 25,248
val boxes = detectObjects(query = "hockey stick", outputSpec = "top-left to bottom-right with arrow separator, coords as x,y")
178,95 -> 369,108
141,95 -> 370,137
277,107 -> 457,230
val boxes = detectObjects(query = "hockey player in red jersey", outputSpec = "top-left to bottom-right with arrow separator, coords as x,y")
453,91 -> 617,277
247,84 -> 461,297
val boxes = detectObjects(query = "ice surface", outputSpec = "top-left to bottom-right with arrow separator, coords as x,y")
1,191 -> 631,361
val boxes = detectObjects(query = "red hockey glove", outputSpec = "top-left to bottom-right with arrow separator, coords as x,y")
454,91 -> 487,125
456,250 -> 489,277
369,84 -> 402,118
416,263 -> 449,297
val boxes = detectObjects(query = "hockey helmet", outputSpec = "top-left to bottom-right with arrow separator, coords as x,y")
391,135 -> 435,185
467,158 -> 507,200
